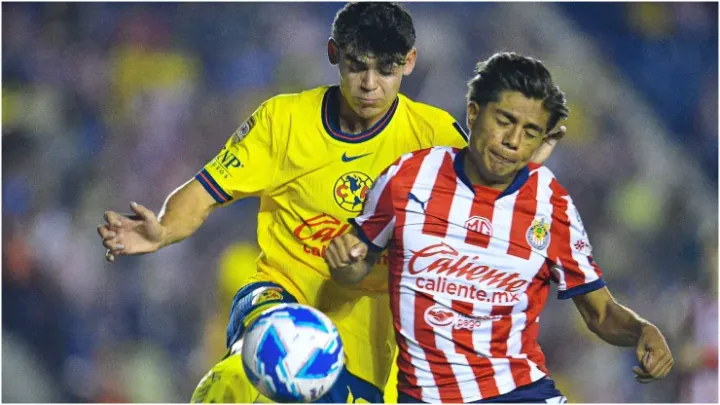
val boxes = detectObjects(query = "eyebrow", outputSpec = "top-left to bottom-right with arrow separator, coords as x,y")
345,53 -> 402,68
345,54 -> 367,65
496,108 -> 544,133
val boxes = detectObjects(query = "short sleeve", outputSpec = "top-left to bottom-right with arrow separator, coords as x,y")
196,101 -> 277,203
349,155 -> 409,251
547,181 -> 605,299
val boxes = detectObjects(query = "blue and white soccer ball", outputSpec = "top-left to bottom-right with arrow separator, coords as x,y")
241,303 -> 345,403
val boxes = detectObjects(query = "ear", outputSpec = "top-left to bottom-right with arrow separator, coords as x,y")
402,48 -> 417,76
466,101 -> 480,130
328,38 -> 339,65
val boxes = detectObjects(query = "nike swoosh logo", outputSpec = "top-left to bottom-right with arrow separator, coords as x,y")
341,152 -> 372,162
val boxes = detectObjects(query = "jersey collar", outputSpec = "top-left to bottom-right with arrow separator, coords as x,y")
453,147 -> 530,199
321,86 -> 399,144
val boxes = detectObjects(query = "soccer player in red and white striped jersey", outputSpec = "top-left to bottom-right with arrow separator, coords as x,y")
324,53 -> 673,403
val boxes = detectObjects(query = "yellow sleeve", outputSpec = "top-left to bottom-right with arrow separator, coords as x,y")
432,111 -> 469,149
195,100 -> 279,203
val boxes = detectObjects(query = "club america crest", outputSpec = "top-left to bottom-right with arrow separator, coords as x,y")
526,216 -> 551,250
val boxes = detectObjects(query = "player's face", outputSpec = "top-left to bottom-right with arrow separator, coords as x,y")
466,91 -> 550,185
330,41 -> 417,120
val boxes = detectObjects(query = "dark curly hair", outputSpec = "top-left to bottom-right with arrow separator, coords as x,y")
467,52 -> 569,131
331,2 -> 416,66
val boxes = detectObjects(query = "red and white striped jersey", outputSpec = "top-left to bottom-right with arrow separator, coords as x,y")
351,147 -> 605,403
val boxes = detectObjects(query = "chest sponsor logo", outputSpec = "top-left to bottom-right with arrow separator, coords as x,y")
424,305 -> 501,330
465,216 -> 493,237
409,242 -> 529,305
526,216 -> 551,250
333,172 -> 373,212
293,213 -> 389,264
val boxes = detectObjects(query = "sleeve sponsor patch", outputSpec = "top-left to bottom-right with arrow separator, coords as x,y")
232,116 -> 256,144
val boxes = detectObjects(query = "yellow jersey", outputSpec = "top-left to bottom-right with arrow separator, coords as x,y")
196,85 -> 467,390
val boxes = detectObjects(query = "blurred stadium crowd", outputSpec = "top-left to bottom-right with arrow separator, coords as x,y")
2,2 -> 717,403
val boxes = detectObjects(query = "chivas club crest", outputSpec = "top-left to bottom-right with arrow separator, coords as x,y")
526,216 -> 551,250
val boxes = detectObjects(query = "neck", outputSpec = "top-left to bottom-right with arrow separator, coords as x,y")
337,90 -> 390,134
463,152 -> 513,191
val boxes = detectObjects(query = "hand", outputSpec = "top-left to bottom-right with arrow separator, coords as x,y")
97,202 -> 166,262
324,233 -> 368,271
633,324 -> 674,383
531,125 -> 566,164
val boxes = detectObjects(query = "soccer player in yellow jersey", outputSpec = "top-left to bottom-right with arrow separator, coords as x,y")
98,3 -> 563,403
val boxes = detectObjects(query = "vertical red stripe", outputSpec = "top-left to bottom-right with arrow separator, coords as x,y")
451,300 -> 500,399
464,188 -> 497,248
413,292 -> 462,402
519,262 -> 553,378
389,149 -> 432,401
421,152 -> 456,238
489,306 -> 514,357
506,174 -> 539,259
547,179 -> 585,290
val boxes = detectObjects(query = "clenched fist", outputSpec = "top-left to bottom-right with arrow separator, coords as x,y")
633,324 -> 674,383
323,232 -> 372,285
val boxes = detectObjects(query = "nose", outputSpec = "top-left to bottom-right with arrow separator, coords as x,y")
360,70 -> 379,92
502,126 -> 522,150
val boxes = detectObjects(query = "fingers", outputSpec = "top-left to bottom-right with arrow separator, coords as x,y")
331,237 -> 351,265
636,342 -> 648,366
98,223 -> 125,252
349,241 -> 368,261
657,358 -> 674,378
105,250 -> 115,262
97,224 -> 115,240
324,243 -> 341,269
644,351 -> 674,379
324,234 -> 368,269
104,210 -> 123,228
632,365 -> 655,384
633,350 -> 674,383
130,201 -> 155,221
632,365 -> 652,380
102,239 -> 125,251
644,352 -> 665,376
548,125 -> 567,141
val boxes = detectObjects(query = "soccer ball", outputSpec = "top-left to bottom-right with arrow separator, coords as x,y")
241,303 -> 345,403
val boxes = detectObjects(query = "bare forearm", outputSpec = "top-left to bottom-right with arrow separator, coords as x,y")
589,301 -> 651,347
157,179 -> 217,247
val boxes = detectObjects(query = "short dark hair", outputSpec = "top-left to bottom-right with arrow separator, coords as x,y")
467,52 -> 569,130
331,2 -> 416,66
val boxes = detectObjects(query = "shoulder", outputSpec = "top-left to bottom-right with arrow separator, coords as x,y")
399,94 -> 457,127
388,146 -> 458,177
399,94 -> 468,145
528,164 -> 575,206
261,85 -> 330,113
